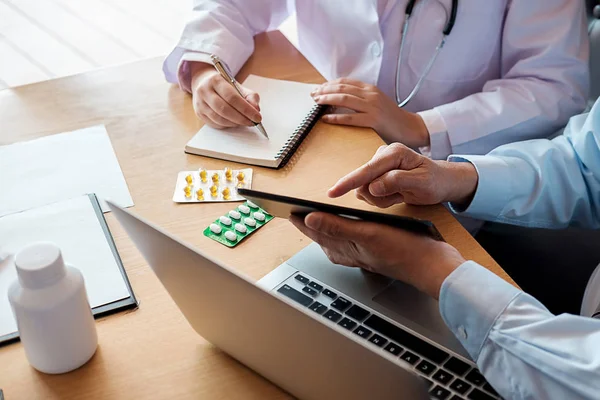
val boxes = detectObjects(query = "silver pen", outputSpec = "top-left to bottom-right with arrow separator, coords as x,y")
210,54 -> 269,139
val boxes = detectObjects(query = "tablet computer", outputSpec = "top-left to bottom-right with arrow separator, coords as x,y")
237,188 -> 444,241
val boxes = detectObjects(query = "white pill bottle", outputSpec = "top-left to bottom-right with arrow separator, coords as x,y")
8,242 -> 98,374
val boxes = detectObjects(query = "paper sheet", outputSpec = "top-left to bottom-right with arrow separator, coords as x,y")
187,75 -> 319,162
0,195 -> 131,338
0,125 -> 133,217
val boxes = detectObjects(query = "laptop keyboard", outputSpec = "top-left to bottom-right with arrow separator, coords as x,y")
276,273 -> 501,400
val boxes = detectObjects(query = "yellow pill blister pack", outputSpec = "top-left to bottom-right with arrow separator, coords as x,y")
173,168 -> 253,203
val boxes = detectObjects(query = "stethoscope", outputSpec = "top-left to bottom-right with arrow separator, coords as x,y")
395,0 -> 459,107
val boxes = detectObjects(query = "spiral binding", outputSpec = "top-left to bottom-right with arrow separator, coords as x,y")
274,104 -> 326,169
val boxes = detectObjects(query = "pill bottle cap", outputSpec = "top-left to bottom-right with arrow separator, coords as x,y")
15,242 -> 67,289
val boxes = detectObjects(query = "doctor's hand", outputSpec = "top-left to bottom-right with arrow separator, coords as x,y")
190,62 -> 262,129
290,212 -> 466,300
311,78 -> 429,148
328,143 -> 478,209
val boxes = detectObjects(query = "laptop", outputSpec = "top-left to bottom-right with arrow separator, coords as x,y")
108,201 -> 499,400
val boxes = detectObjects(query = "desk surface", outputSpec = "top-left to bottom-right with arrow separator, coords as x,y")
0,30 -> 514,399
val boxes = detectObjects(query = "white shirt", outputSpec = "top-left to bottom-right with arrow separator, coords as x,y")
163,0 -> 589,160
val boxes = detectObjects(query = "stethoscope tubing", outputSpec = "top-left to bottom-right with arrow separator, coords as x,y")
395,0 -> 458,107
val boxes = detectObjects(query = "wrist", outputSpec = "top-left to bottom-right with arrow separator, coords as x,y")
438,161 -> 478,205
389,109 -> 430,148
420,243 -> 465,300
412,113 -> 430,147
190,62 -> 216,91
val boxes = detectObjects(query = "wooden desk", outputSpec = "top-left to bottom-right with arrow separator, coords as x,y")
0,30 -> 513,400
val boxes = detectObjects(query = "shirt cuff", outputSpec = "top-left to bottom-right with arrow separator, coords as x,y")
446,155 -> 512,221
177,51 -> 214,93
439,261 -> 521,361
418,109 -> 452,160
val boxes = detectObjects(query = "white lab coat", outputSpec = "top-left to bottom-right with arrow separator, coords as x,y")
163,0 -> 590,160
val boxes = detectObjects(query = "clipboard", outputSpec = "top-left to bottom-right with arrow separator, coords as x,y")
0,194 -> 138,346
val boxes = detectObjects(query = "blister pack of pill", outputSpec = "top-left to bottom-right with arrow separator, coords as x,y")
204,201 -> 273,247
173,168 -> 253,203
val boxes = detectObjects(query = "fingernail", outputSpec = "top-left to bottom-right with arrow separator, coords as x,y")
370,181 -> 385,196
304,213 -> 321,230
313,95 -> 320,102
310,89 -> 317,97
328,181 -> 342,196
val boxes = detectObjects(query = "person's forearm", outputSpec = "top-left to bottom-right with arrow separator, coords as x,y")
440,262 -> 600,400
163,0 -> 292,87
448,101 -> 600,230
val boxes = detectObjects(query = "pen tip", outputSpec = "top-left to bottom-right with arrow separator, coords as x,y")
257,123 -> 269,139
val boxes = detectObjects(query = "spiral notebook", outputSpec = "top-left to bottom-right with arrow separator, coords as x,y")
185,75 -> 325,169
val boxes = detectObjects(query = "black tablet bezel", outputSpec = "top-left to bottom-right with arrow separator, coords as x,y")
237,188 -> 444,241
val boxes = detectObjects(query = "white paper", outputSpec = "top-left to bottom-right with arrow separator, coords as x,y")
0,195 -> 131,338
0,125 -> 133,217
187,75 -> 319,162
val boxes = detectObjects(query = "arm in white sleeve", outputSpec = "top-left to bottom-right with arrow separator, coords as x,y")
420,0 -> 589,160
448,98 -> 600,230
441,261 -> 600,400
163,0 -> 291,91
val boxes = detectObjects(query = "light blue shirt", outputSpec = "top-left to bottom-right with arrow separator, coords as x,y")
440,98 -> 600,399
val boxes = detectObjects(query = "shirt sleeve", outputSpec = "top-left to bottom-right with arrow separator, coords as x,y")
420,0 -> 589,160
440,261 -> 600,400
447,98 -> 600,230
162,0 -> 292,89
417,109 -> 452,160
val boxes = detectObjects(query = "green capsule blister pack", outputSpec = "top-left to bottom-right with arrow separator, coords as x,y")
203,201 -> 273,247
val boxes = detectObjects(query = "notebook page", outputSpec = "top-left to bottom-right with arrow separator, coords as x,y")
0,196 -> 130,338
187,75 -> 319,162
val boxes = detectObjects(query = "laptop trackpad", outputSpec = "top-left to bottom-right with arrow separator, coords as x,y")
372,280 -> 468,357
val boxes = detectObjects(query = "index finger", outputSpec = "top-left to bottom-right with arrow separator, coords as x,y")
327,146 -> 401,198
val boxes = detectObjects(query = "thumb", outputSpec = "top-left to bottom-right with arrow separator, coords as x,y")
369,170 -> 421,197
241,87 -> 260,112
304,212 -> 365,241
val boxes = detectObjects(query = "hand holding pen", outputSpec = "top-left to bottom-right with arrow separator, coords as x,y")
188,56 -> 269,138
